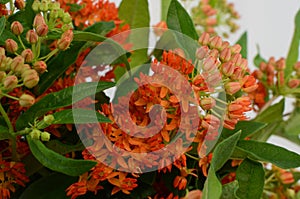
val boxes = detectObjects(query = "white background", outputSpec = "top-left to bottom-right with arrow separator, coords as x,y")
110,0 -> 300,153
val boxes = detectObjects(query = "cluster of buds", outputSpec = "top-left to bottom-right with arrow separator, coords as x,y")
192,0 -> 240,38
195,32 -> 258,130
29,128 -> 51,141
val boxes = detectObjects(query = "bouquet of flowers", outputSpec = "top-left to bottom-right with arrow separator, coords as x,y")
0,0 -> 299,198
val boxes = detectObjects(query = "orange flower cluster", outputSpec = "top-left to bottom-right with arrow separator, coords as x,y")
0,159 -> 28,199
67,32 -> 257,198
192,0 -> 240,38
0,4 -> 8,16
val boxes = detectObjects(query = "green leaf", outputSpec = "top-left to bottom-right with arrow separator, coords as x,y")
253,46 -> 266,68
45,140 -> 84,154
212,131 -> 241,171
19,172 -> 77,199
0,131 -> 11,140
52,109 -> 111,124
167,0 -> 198,40
221,181 -> 239,199
0,0 -> 9,4
0,16 -> 6,36
255,98 -> 285,123
202,168 -> 222,199
285,9 -> 300,78
221,121 -> 267,140
119,0 -> 150,68
235,32 -> 247,59
285,112 -> 300,135
235,159 -> 265,199
16,81 -> 115,130
237,140 -> 300,169
67,3 -> 84,12
27,136 -> 96,176
161,0 -> 172,21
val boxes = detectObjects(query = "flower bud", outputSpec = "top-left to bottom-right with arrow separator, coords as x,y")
232,67 -> 244,80
0,55 -> 6,70
0,47 -> 5,56
288,79 -> 300,88
61,24 -> 72,32
33,61 -> 47,74
277,71 -> 285,87
26,30 -> 38,44
3,75 -> 18,91
36,24 -> 48,37
61,29 -> 74,40
240,59 -> 248,71
221,61 -> 235,76
220,48 -> 231,62
32,0 -> 40,12
19,94 -> 35,107
44,114 -> 54,124
40,131 -> 51,141
225,82 -> 241,95
230,44 -> 242,54
4,57 -> 13,71
231,53 -> 242,66
20,64 -> 31,74
209,36 -> 222,49
276,58 -> 286,71
199,32 -> 210,46
5,39 -> 18,53
22,69 -> 39,88
14,0 -> 25,10
196,46 -> 209,60
30,129 -> 41,140
200,97 -> 216,110
57,37 -> 72,50
33,13 -> 46,28
21,49 -> 33,63
203,56 -> 217,72
62,13 -> 72,24
220,41 -> 230,51
49,9 -> 59,19
39,0 -> 48,11
11,56 -> 24,73
49,2 -> 60,10
0,71 -> 6,82
57,8 -> 65,18
277,170 -> 294,184
11,21 -> 24,36
294,61 -> 300,72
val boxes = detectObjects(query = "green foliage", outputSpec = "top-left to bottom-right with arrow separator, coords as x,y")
237,140 -> 300,169
235,32 -> 247,59
16,82 -> 115,130
221,181 -> 238,199
255,98 -> 285,123
161,0 -> 172,21
286,9 -> 300,78
19,173 -> 77,199
27,136 -> 97,176
45,140 -> 84,154
0,16 -> 5,36
235,159 -> 265,199
202,168 -> 222,199
253,46 -> 266,68
52,109 -> 111,124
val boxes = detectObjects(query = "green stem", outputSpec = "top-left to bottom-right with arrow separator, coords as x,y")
185,152 -> 200,161
0,103 -> 14,133
39,48 -> 59,62
18,35 -> 26,50
258,96 -> 279,115
213,96 -> 228,105
1,93 -> 19,101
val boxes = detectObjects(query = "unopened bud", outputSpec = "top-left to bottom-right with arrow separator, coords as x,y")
196,46 -> 209,60
22,69 -> 39,88
294,62 -> 300,72
62,13 -> 72,24
0,47 -> 5,56
200,97 -> 216,110
0,71 -> 6,82
231,53 -> 242,66
11,21 -> 24,36
30,129 -> 41,140
259,62 -> 267,72
199,32 -> 210,46
11,56 -> 24,73
288,79 -> 300,89
221,62 -> 235,76
240,59 -> 248,71
20,64 -> 31,74
225,82 -> 241,95
231,67 -> 244,80
276,58 -> 286,71
21,49 -> 34,63
220,41 -> 230,51
203,56 -> 217,72
230,44 -> 242,54
4,57 -> 13,71
57,37 -> 72,50
33,13 -> 45,28
39,0 -> 48,11
14,0 -> 25,10
209,36 -> 222,49
40,131 -> 51,141
19,94 -> 35,107
5,39 -> 18,53
33,61 -> 47,74
3,75 -> 18,91
277,71 -> 285,87
220,48 -> 231,62
26,30 -> 38,44
36,24 -> 48,37
0,55 -> 6,70
32,0 -> 40,12
252,70 -> 263,80
49,9 -> 59,19
49,2 -> 60,10
44,114 -> 54,124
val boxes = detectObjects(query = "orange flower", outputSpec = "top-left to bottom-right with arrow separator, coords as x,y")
108,172 -> 138,195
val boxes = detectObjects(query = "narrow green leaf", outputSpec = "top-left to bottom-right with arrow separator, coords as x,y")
221,121 -> 267,140
235,32 -> 247,59
45,140 -> 84,154
16,81 -> 115,130
237,140 -> 300,169
0,0 -> 10,4
27,136 -> 96,176
19,173 -> 77,199
67,3 -> 84,12
52,109 -> 111,124
255,98 -> 285,123
286,9 -> 300,78
235,159 -> 265,199
253,46 -> 266,68
285,112 -> 300,135
202,168 -> 222,199
0,16 -> 6,36
167,0 -> 198,40
212,131 -> 241,171
161,0 -> 172,21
